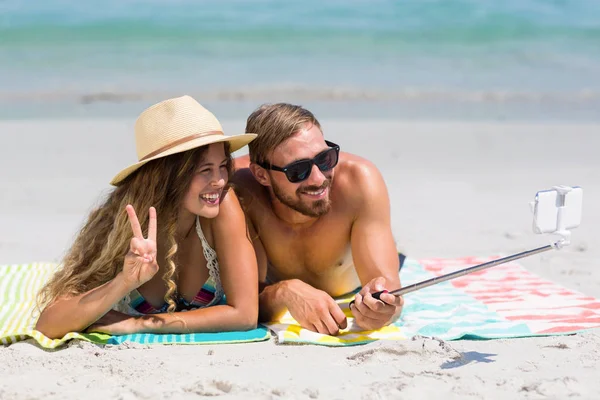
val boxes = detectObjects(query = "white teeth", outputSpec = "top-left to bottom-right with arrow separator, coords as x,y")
304,189 -> 325,196
201,193 -> 220,201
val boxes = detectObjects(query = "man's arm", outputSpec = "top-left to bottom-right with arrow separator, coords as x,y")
246,218 -> 289,322
349,160 -> 403,329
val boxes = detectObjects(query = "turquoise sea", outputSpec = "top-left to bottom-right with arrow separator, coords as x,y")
1,0 -> 599,120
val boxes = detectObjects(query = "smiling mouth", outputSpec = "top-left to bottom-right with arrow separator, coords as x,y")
200,192 -> 221,205
301,187 -> 327,199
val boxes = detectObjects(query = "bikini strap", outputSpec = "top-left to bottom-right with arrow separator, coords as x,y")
195,217 -> 224,301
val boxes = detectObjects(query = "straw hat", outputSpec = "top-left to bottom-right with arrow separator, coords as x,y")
110,95 -> 256,185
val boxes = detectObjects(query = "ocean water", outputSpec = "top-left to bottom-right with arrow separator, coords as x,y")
1,0 -> 599,120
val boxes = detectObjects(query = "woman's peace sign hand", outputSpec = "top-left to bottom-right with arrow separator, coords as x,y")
122,205 -> 159,290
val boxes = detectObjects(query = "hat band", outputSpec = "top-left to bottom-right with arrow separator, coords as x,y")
140,131 -> 224,161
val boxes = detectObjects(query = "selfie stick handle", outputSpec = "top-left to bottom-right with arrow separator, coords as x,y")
372,242 -> 560,300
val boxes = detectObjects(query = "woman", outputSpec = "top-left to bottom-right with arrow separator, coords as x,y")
35,95 -> 259,339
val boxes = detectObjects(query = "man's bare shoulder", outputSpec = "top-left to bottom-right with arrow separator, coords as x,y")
231,169 -> 261,195
336,152 -> 387,198
332,152 -> 390,221
232,156 -> 257,190
231,160 -> 269,214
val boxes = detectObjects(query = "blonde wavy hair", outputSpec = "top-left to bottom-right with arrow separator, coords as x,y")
37,143 -> 233,313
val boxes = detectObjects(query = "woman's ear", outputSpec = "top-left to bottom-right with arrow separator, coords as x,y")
249,163 -> 271,187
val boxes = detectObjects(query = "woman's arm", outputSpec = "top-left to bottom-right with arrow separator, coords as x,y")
89,191 -> 260,334
35,272 -> 134,339
37,205 -> 160,339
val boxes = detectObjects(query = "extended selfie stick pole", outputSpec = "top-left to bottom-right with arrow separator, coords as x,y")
350,185 -> 582,306
371,243 -> 556,300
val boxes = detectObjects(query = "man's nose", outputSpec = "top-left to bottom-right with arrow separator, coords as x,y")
305,164 -> 326,186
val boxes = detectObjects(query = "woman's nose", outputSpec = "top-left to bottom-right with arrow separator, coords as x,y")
211,170 -> 226,188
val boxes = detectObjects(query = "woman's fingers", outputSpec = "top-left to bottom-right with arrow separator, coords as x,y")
127,205 -> 157,268
126,205 -> 144,239
126,205 -> 157,243
129,238 -> 154,263
148,207 -> 157,242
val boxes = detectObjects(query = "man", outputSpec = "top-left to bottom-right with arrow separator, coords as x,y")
232,103 -> 404,335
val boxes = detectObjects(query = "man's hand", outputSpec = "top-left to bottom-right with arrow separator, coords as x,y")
350,277 -> 403,331
282,279 -> 348,335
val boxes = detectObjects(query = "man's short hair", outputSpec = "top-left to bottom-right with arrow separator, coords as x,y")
245,103 -> 322,164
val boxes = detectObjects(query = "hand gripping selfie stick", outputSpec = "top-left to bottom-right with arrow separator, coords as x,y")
351,186 -> 583,304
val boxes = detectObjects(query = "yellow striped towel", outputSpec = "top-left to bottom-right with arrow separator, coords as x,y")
264,293 -> 407,346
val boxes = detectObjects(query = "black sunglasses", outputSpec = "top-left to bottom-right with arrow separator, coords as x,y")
258,140 -> 340,183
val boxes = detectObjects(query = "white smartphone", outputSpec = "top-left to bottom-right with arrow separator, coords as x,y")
531,186 -> 582,234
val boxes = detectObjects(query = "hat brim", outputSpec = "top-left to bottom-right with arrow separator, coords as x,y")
110,133 -> 256,186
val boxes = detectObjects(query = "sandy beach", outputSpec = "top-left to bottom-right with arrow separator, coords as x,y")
0,118 -> 598,399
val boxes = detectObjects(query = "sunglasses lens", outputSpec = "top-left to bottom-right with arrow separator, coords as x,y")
280,146 -> 339,183
316,148 -> 338,171
286,161 -> 312,183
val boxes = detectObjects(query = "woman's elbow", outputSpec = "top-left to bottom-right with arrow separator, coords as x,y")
35,306 -> 83,340
240,312 -> 259,330
240,319 -> 258,330
34,319 -> 67,340
233,306 -> 258,330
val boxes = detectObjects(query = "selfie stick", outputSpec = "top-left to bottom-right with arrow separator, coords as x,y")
352,186 -> 583,303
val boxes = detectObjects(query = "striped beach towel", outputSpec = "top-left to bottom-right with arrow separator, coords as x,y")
266,257 -> 600,346
0,263 -> 270,348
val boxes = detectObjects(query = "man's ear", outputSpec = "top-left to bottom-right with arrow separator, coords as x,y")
249,163 -> 271,187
